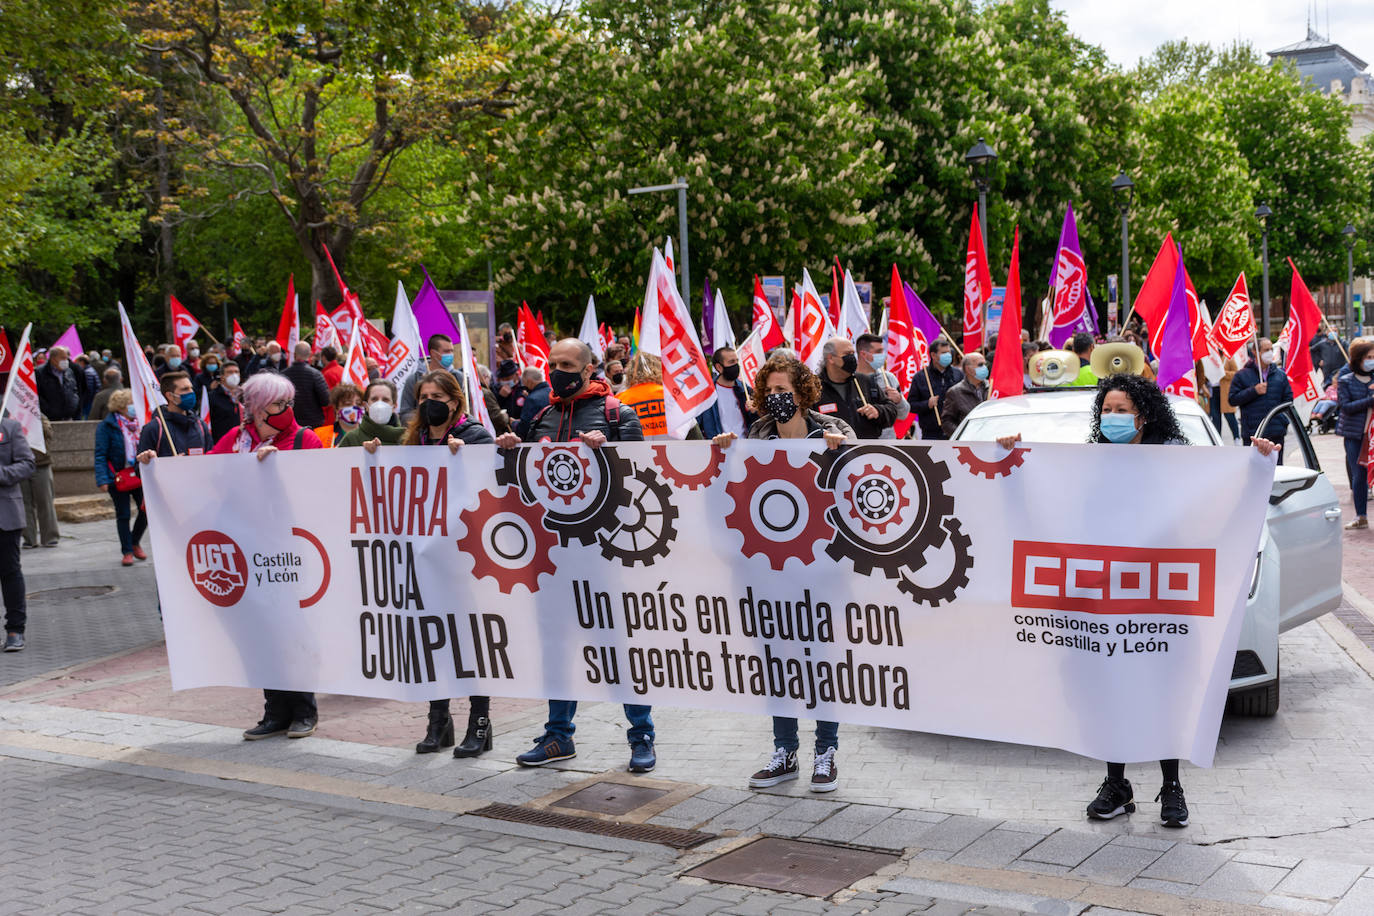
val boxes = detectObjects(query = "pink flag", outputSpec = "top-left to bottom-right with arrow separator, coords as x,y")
53,324 -> 84,357
411,270 -> 463,351
1208,274 -> 1253,360
1156,244 -> 1197,398
0,324 -> 46,452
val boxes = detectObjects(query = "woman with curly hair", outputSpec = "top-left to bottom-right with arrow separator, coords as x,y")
997,372 -> 1279,828
712,354 -> 854,792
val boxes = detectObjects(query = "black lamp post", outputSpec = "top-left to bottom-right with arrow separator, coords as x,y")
1256,202 -> 1273,336
1345,223 -> 1357,335
1111,171 -> 1135,323
964,138 -> 996,252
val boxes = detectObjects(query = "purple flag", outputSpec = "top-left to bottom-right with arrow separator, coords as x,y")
53,324 -> 84,357
701,276 -> 714,357
1047,204 -> 1097,348
902,282 -> 946,355
411,268 -> 463,353
1155,245 -> 1193,394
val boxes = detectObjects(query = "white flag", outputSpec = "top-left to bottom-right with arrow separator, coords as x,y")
712,288 -> 737,350
796,269 -> 835,372
0,324 -> 46,453
841,269 -> 869,341
342,322 -> 369,392
664,237 -> 675,275
119,302 -> 167,425
644,249 -> 716,438
579,295 -> 605,360
457,312 -> 496,437
385,281 -> 425,385
736,327 -> 765,391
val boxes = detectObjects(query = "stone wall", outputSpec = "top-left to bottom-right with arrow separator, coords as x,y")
48,420 -> 101,497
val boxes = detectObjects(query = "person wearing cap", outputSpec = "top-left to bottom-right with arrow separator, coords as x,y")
492,358 -> 526,417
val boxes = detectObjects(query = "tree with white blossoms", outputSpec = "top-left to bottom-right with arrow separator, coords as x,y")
471,0 -> 888,325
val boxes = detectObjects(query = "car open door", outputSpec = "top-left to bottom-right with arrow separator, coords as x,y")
1258,403 -> 1343,631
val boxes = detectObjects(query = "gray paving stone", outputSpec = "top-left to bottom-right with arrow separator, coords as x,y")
948,827 -> 1043,868
1259,894 -> 1336,914
1022,829 -> 1113,867
1277,859 -> 1369,900
902,813 -> 999,853
881,877 -> 1087,915
851,816 -> 941,851
802,803 -> 899,843
1138,843 -> 1232,886
1070,842 -> 1167,887
1193,861 -> 1288,904
1330,876 -> 1374,914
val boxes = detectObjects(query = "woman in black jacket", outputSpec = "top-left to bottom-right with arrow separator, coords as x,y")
404,371 -> 497,758
1336,338 -> 1374,529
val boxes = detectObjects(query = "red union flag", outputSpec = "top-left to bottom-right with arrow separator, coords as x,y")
1209,273 -> 1253,359
228,320 -> 247,359
0,327 -> 12,373
170,296 -> 202,352
1012,541 -> 1216,617
313,302 -> 338,354
0,324 -> 46,452
648,249 -> 716,438
518,303 -> 549,379
963,204 -> 992,352
341,323 -> 369,392
736,327 -> 766,388
752,275 -> 785,351
796,269 -> 834,372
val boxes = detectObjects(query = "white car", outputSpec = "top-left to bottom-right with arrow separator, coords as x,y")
952,388 -> 1343,715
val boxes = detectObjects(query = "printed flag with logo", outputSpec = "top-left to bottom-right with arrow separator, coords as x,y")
1208,273 -> 1254,360
644,249 -> 716,438
796,269 -> 835,372
1046,204 -> 1098,348
312,301 -> 338,354
0,324 -> 46,453
518,303 -> 550,379
752,275 -> 785,351
227,320 -> 247,359
169,297 -> 202,353
963,204 -> 992,353
736,327 -> 766,389
1156,245 -> 1197,398
386,282 -> 424,386
0,327 -> 11,373
1283,259 -> 1324,406
119,301 -> 167,424
457,312 -> 496,437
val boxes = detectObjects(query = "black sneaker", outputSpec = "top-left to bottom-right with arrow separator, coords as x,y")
748,748 -> 798,788
243,719 -> 289,740
1086,777 -> 1135,820
810,747 -> 838,793
1157,780 -> 1189,828
287,717 -> 317,739
3,633 -> 23,652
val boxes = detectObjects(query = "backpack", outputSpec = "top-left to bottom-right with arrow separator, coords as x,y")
530,396 -> 626,441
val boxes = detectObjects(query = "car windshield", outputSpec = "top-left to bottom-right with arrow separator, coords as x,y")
957,410 -> 1217,445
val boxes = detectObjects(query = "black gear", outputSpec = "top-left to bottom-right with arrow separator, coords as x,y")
897,518 -> 974,607
597,466 -> 679,566
496,444 -> 634,547
812,444 -> 955,579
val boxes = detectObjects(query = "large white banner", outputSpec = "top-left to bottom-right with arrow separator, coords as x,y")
143,441 -> 1273,765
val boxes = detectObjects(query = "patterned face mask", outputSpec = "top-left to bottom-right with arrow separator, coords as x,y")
764,391 -> 798,423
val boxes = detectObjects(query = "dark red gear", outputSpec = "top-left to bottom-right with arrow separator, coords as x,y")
458,487 -> 558,595
532,448 -> 593,504
953,444 -> 1030,479
724,452 -> 834,571
842,463 -> 912,536
651,444 -> 725,490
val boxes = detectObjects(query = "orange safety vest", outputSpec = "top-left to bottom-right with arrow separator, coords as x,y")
314,424 -> 337,448
618,382 -> 668,439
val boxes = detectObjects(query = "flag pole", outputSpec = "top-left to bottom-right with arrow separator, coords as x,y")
939,328 -> 965,360
0,323 -> 30,420
1318,312 -> 1352,364
922,363 -> 942,428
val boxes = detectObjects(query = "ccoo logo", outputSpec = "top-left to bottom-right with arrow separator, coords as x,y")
186,530 -> 248,607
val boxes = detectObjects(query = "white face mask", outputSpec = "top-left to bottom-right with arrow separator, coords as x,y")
55,359 -> 70,372
367,401 -> 395,425
1260,350 -> 1277,365
224,373 -> 240,387
188,349 -> 200,358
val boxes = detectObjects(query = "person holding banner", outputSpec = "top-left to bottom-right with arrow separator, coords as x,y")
0,414 -> 36,651
997,373 -> 1278,828
339,379 -> 403,450
494,339 -> 656,772
94,390 -> 147,567
400,370 -> 498,756
1336,338 -> 1374,529
713,353 -> 852,791
135,373 -> 214,461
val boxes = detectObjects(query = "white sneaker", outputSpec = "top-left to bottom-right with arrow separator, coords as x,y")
748,748 -> 798,788
811,747 -> 838,793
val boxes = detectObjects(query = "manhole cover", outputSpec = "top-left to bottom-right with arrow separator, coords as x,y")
684,836 -> 898,898
552,781 -> 670,816
471,803 -> 712,849
27,585 -> 117,602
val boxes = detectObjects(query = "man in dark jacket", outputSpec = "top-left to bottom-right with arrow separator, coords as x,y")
135,372 -> 215,459
0,416 -> 36,650
36,346 -> 80,421
908,339 -> 962,440
492,359 -> 526,417
1311,330 -> 1346,387
940,352 -> 990,437
697,346 -> 756,439
283,342 -> 331,428
514,367 -> 550,439
494,339 -> 654,772
1228,338 -> 1293,459
815,337 -> 897,440
88,367 -> 124,422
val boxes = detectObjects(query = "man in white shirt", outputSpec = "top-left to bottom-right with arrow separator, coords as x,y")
698,347 -> 756,439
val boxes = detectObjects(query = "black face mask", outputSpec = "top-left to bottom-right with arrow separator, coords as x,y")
610,373 -> 625,386
765,391 -> 798,423
550,368 -> 585,399
719,363 -> 741,382
419,399 -> 452,428
839,353 -> 859,376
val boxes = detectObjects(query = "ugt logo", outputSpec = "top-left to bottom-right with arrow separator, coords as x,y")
186,530 -> 248,607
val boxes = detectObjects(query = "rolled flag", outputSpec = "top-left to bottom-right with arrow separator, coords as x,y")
989,228 -> 1025,401
712,287 -> 737,351
456,312 -> 495,437
736,327 -> 766,389
1046,204 -> 1097,348
1156,245 -> 1197,398
0,324 -> 46,452
963,204 -> 991,353
829,260 -> 843,329
752,275 -> 785,351
631,307 -> 641,353
840,267 -> 869,341
386,281 -> 425,385
1208,273 -> 1254,360
579,294 -> 605,360
701,276 -> 714,356
275,275 -> 300,353
643,248 -> 717,438
169,297 -> 201,352
787,288 -> 801,347
118,302 -> 168,424
796,269 -> 835,372
312,301 -> 338,354
227,320 -> 247,359
1284,259 -> 1325,405
664,237 -> 674,275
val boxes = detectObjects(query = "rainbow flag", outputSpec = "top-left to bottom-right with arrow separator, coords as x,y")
631,307 -> 642,353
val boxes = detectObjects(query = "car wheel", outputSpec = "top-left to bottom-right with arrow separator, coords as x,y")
1226,671 -> 1280,717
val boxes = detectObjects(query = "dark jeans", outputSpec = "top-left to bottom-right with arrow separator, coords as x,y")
262,689 -> 316,723
0,528 -> 24,633
1208,387 -> 1239,439
773,717 -> 839,754
1345,437 -> 1369,518
544,700 -> 653,744
110,487 -> 147,555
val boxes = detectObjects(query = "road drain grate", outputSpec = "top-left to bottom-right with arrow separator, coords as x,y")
684,836 -> 899,898
470,802 -> 714,849
1335,600 -> 1374,650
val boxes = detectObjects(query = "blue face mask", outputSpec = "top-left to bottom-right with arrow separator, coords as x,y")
167,357 -> 183,369
938,351 -> 953,368
439,352 -> 454,369
869,353 -> 886,370
1100,413 -> 1139,443
178,392 -> 197,412
1363,359 -> 1374,373
973,365 -> 989,381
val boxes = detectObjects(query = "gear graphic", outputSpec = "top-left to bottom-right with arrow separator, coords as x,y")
724,451 -> 835,570
813,445 -> 954,579
457,487 -> 558,595
651,445 -> 725,490
953,444 -> 1030,479
843,463 -> 912,535
598,466 -> 679,566
533,448 -> 593,504
897,518 -> 974,607
496,445 -> 634,547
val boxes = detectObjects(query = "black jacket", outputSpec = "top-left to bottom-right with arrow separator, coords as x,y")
207,385 -> 242,443
516,382 -> 551,439
283,361 -> 331,428
36,363 -> 80,421
136,407 -> 214,457
908,363 -> 963,440
815,370 -> 898,440
523,391 -> 644,443
419,416 -> 495,446
1228,361 -> 1293,439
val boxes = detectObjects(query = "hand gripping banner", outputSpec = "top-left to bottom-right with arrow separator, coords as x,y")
143,441 -> 1272,765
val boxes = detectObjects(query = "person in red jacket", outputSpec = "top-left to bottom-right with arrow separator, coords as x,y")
319,346 -> 343,390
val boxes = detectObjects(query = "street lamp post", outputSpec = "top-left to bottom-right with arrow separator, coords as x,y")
1344,223 -> 1357,335
628,177 -> 690,306
1256,202 -> 1273,337
964,138 -> 997,253
1111,171 -> 1135,324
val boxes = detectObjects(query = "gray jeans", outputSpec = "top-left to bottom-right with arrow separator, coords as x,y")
21,465 -> 59,547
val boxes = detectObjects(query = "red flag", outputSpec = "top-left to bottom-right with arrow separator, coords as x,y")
989,228 -> 1024,401
796,269 -> 834,372
518,303 -> 550,379
1178,259 -> 1211,360
963,205 -> 992,353
170,296 -> 203,352
536,310 -> 547,338
1134,234 -> 1208,358
737,328 -> 766,387
0,327 -> 12,373
752,275 -> 785,351
275,275 -> 299,352
790,288 -> 802,347
1208,274 -> 1254,360
313,301 -> 337,354
829,262 -> 843,328
342,324 -> 370,392
1284,259 -> 1324,403
886,266 -> 920,439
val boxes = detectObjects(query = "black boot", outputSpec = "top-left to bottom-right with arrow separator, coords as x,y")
453,712 -> 493,758
416,710 -> 455,754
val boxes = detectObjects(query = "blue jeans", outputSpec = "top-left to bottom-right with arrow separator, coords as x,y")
544,700 -> 653,745
773,717 -> 839,754
1345,437 -> 1369,518
109,488 -> 147,555
1208,387 -> 1239,439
